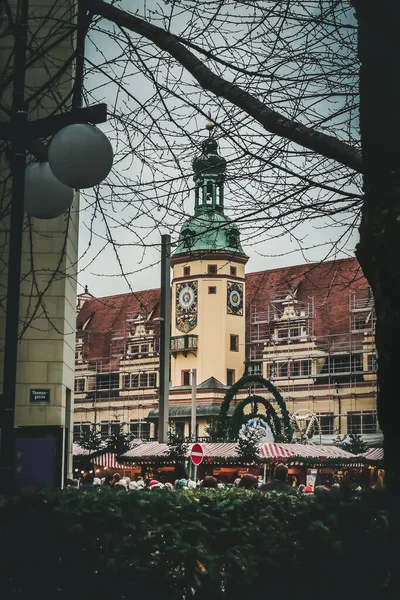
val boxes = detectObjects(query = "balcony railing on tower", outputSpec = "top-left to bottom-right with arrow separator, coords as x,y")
170,334 -> 198,355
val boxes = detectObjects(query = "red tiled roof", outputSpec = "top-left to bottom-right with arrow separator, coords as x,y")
77,288 -> 161,364
77,257 -> 368,364
245,257 -> 368,347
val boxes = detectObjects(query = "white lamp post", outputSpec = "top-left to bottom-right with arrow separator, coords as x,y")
25,124 -> 113,219
24,162 -> 74,219
48,123 -> 113,190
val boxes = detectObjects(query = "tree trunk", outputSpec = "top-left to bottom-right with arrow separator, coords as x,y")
352,1 -> 400,595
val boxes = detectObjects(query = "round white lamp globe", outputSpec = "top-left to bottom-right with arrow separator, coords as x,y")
48,124 -> 113,189
24,162 -> 74,219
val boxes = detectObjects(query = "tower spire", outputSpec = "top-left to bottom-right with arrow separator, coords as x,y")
205,111 -> 215,138
192,122 -> 226,215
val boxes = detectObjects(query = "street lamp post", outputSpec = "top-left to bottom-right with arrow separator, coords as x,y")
158,234 -> 171,443
0,0 -> 112,492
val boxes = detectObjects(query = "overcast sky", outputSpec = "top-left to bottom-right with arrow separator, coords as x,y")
76,1 -> 359,299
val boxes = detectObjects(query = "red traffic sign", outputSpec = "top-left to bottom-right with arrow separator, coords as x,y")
190,443 -> 204,466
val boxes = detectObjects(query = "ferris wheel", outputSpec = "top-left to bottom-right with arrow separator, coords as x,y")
290,409 -> 322,444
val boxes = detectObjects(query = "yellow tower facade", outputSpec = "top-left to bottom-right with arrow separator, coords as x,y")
170,135 -> 248,388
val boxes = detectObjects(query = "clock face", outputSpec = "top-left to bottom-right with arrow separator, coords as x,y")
176,281 -> 198,333
227,281 -> 244,316
179,286 -> 195,309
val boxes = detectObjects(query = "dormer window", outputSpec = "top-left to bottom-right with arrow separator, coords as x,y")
182,228 -> 195,250
227,227 -> 239,248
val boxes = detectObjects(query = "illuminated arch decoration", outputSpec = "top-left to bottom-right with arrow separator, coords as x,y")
230,395 -> 283,441
290,409 -> 322,444
215,374 -> 293,441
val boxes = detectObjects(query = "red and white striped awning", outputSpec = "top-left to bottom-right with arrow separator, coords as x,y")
73,445 -> 129,469
258,443 -> 354,460
93,453 -> 124,469
123,442 -> 238,459
360,448 -> 384,462
122,442 -> 356,462
124,442 -> 169,458
200,443 -> 238,458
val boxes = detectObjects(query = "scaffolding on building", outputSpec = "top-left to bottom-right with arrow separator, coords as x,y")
247,289 -> 378,435
73,312 -> 161,441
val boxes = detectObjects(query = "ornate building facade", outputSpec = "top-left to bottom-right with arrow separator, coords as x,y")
74,136 -> 380,447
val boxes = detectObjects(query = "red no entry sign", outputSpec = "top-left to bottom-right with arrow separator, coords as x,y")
190,443 -> 204,465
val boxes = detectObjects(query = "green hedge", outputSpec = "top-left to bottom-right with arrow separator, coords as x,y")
0,489 -> 388,599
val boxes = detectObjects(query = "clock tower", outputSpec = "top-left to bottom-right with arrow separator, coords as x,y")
170,130 -> 248,388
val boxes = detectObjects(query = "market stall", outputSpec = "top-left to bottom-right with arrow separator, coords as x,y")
120,441 -> 361,485
73,443 -> 134,478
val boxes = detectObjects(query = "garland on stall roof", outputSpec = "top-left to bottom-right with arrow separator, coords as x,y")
215,374 -> 293,441
121,454 -> 366,469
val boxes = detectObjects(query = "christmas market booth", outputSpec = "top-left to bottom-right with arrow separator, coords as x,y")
73,443 -> 135,479
120,442 -> 362,485
356,448 -> 385,489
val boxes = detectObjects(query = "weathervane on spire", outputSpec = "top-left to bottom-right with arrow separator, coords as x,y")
205,111 -> 215,137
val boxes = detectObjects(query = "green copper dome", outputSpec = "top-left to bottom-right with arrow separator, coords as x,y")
174,210 -> 247,257
173,135 -> 247,259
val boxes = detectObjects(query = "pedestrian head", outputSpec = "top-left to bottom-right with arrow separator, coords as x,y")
175,478 -> 188,490
239,474 -> 258,490
274,463 -> 288,482
200,476 -> 218,489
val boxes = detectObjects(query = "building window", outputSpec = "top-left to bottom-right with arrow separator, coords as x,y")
328,354 -> 362,375
184,266 -> 190,277
230,334 -> 239,352
140,344 -> 149,355
181,370 -> 191,386
208,286 -> 217,294
74,378 -> 85,393
208,264 -> 217,275
73,422 -> 90,441
110,421 -> 120,436
227,369 -> 236,386
96,373 -> 119,390
100,422 -> 110,440
348,411 -> 377,434
291,361 -> 300,377
367,354 -> 377,372
291,360 -> 312,377
148,373 -> 157,387
230,266 -> 237,276
139,373 -> 148,387
123,374 -> 131,389
276,326 -> 302,341
175,422 -> 185,437
278,362 -> 288,378
132,374 -> 139,388
247,363 -> 261,376
265,363 -> 276,379
130,421 -> 150,440
316,413 -> 334,435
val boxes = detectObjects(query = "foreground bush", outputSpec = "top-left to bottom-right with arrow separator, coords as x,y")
0,488 -> 388,599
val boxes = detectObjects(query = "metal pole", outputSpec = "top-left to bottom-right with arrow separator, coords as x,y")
158,234 -> 171,443
191,368 -> 197,442
0,0 -> 29,494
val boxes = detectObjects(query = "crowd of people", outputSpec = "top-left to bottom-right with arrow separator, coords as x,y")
67,463 -> 367,496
